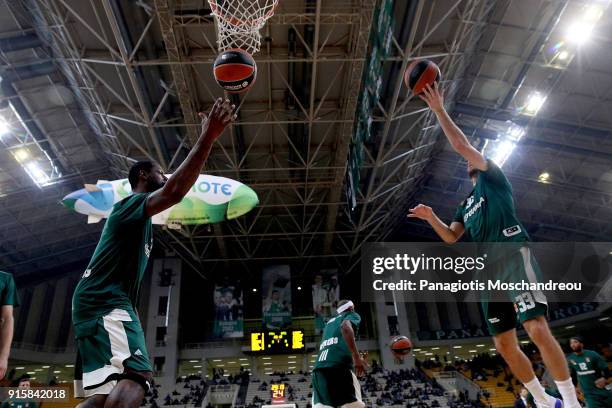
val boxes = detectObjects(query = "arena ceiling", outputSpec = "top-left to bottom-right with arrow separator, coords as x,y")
0,0 -> 610,281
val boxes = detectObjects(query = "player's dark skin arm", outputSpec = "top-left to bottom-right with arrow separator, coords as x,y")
144,98 -> 236,216
341,319 -> 368,377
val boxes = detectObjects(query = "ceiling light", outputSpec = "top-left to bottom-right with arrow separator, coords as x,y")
27,371 -> 35,374
65,365 -> 74,368
252,288 -> 257,292
189,360 -> 198,363
262,357 -> 271,360
193,365 -> 202,368
490,140 -> 517,167
489,348 -> 496,351
212,359 -> 222,362
584,5 -> 603,21
566,21 -> 594,45
469,350 -> 477,353
538,172 -> 550,183
25,161 -> 50,185
453,346 -> 462,349
42,366 -> 50,368
13,149 -> 29,162
0,118 -> 9,135
520,340 -> 529,344
558,50 -> 569,60
264,362 -> 272,365
599,316 -> 609,321
525,92 -> 546,114
508,124 -> 525,140
565,325 -> 575,329
16,367 -> 25,370
297,286 -> 302,290
239,358 -> 248,361
425,352 -> 433,356
476,344 -> 485,347
241,363 -> 249,366
431,347 -> 439,350
53,370 -> 61,374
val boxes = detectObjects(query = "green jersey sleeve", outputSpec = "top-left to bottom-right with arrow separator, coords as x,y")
0,272 -> 19,306
453,205 -> 464,224
114,193 -> 150,223
480,159 -> 512,190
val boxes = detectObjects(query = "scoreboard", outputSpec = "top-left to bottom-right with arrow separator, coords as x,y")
250,330 -> 305,353
271,383 -> 286,403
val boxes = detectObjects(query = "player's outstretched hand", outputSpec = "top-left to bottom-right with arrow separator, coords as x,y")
353,353 -> 369,378
198,98 -> 237,143
418,82 -> 444,113
408,204 -> 434,221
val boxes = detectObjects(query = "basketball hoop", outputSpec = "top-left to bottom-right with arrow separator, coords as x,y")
208,0 -> 279,54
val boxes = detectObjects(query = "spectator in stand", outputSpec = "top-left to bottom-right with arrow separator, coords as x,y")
514,387 -> 530,408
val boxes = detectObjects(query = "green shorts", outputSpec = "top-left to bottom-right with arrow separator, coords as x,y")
73,308 -> 152,397
311,367 -> 364,408
481,247 -> 548,335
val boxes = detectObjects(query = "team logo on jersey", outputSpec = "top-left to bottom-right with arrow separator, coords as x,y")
82,269 -> 92,278
463,196 -> 485,222
465,196 -> 475,209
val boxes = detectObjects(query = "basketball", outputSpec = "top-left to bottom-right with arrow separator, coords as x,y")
404,59 -> 440,94
390,335 -> 412,356
213,48 -> 257,93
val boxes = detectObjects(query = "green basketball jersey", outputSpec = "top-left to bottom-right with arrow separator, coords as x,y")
453,159 -> 529,243
567,350 -> 608,394
0,271 -> 19,306
314,310 -> 361,370
72,193 -> 152,324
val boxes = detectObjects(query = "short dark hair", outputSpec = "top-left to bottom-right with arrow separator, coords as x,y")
128,161 -> 154,189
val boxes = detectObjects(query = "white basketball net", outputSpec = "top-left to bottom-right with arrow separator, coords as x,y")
209,0 -> 279,54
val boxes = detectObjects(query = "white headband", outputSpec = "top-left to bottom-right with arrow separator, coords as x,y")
337,301 -> 354,314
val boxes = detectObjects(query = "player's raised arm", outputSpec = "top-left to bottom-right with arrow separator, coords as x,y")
419,83 -> 487,171
341,320 -> 368,377
408,204 -> 464,244
145,98 -> 236,217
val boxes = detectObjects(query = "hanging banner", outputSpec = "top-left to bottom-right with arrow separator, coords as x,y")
213,284 -> 244,338
312,270 -> 340,334
262,265 -> 292,329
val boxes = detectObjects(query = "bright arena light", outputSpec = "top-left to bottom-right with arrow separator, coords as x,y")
490,140 -> 516,167
558,50 -> 569,60
25,162 -> 50,185
584,5 -> 603,21
538,172 -> 550,183
13,148 -> 29,162
0,118 -> 9,135
525,92 -> 547,114
567,21 -> 594,45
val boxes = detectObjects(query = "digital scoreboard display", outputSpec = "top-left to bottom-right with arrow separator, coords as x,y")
271,383 -> 286,404
250,330 -> 305,353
